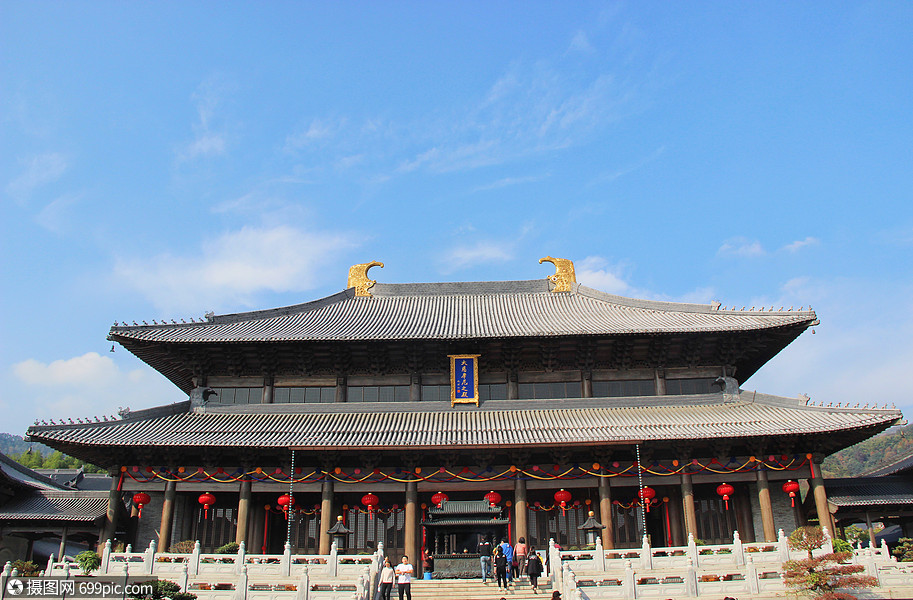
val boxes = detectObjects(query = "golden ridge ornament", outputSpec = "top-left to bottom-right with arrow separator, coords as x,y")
539,256 -> 576,292
347,261 -> 384,297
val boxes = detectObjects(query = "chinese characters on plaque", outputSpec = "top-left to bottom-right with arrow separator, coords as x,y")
448,354 -> 480,406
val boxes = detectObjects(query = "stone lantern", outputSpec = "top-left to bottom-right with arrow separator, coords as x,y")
327,515 -> 353,553
577,511 -> 606,548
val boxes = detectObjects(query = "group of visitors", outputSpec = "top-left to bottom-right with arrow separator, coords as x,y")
479,536 -> 546,593
377,555 -> 414,600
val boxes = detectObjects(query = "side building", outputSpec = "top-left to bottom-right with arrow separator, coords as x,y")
25,259 -> 902,561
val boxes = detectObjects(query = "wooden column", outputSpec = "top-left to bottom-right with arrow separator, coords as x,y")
581,371 -> 592,398
335,376 -> 347,403
507,371 -> 519,400
58,526 -> 68,560
865,511 -> 877,547
98,469 -> 121,552
756,470 -> 777,542
598,475 -> 615,549
667,488 -> 685,546
514,478 -> 528,545
405,481 -> 419,562
159,480 -> 177,551
810,460 -> 833,534
410,373 -> 421,402
318,479 -> 335,554
236,479 -> 252,545
681,473 -> 697,540
654,369 -> 666,395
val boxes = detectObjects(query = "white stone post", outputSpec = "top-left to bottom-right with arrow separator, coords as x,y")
44,553 -> 55,577
191,541 -> 201,575
881,539 -> 890,561
565,565 -> 577,598
143,540 -> 156,574
733,530 -> 744,566
180,562 -> 189,592
595,535 -> 606,572
685,557 -> 698,597
822,526 -> 834,554
622,559 -> 635,600
746,554 -> 760,595
234,563 -> 248,600
329,540 -> 338,577
101,539 -> 112,574
641,534 -> 653,570
282,541 -> 292,577
236,541 -> 246,574
777,528 -> 789,562
295,565 -> 310,600
687,532 -> 698,567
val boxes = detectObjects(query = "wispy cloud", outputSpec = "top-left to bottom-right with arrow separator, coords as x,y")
113,225 -> 356,313
782,236 -> 820,253
718,237 -> 765,258
472,174 -> 548,192
35,192 -> 82,233
6,152 -> 68,201
568,30 -> 595,54
284,117 -> 345,152
440,241 -> 514,273
12,352 -> 183,422
177,77 -> 232,161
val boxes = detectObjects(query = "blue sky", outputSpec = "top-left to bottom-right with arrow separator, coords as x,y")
2,2 -> 911,436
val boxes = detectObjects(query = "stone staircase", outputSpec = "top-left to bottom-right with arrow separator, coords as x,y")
409,578 -> 551,599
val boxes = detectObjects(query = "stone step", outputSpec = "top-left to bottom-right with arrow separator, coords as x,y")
407,579 -> 551,600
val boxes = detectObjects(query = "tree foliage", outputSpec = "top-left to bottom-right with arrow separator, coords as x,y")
784,526 -> 877,600
790,526 -> 828,559
8,448 -> 103,473
75,551 -> 101,575
823,424 -> 913,477
892,538 -> 913,562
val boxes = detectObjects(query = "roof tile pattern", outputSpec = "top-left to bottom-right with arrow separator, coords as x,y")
26,395 -> 899,450
825,477 -> 913,507
108,282 -> 816,343
0,490 -> 110,521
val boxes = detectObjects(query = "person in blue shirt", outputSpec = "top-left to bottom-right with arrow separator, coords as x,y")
499,539 -> 514,582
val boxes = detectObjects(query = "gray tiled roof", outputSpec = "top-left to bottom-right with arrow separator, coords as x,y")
26,393 -> 899,450
864,449 -> 913,477
0,490 -> 110,521
0,452 -> 67,491
108,281 -> 817,343
429,500 -> 501,516
825,477 -> 913,507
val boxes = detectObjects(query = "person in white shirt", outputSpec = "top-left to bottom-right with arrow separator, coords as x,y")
377,557 -> 394,600
395,555 -> 414,600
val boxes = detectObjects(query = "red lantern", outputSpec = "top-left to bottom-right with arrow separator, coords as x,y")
638,486 -> 656,513
782,480 -> 800,507
484,491 -> 501,507
277,494 -> 295,520
133,492 -> 151,518
362,493 -> 380,519
198,492 -> 216,518
554,489 -> 572,515
717,483 -> 735,510
431,492 -> 449,508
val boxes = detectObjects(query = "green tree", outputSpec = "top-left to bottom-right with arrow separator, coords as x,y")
784,526 -> 877,600
75,550 -> 101,575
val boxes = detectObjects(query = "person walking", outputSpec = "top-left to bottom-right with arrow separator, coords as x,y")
478,536 -> 492,583
525,549 -> 543,594
513,536 -> 528,579
493,546 -> 509,590
499,539 -> 514,582
376,557 -> 394,600
395,555 -> 414,600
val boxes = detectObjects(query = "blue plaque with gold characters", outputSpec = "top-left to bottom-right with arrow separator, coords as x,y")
449,354 -> 480,407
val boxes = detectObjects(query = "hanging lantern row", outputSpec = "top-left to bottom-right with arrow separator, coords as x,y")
431,492 -> 449,508
638,486 -> 657,512
782,480 -> 800,507
198,492 -> 216,518
132,492 -> 151,518
716,483 -> 735,510
361,493 -> 380,519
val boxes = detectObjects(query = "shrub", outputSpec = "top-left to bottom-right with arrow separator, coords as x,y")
11,560 -> 41,576
892,538 -> 913,562
789,526 -> 828,559
214,542 -> 239,554
832,538 -> 852,554
170,540 -> 196,553
784,526 -> 876,600
75,550 -> 101,575
128,579 -> 197,600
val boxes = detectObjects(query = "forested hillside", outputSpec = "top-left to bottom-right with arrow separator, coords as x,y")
0,432 -> 103,473
822,423 -> 913,477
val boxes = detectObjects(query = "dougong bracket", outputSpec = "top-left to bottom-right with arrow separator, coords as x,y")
347,261 -> 384,297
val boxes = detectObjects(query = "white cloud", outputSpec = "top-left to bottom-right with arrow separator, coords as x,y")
440,241 -> 513,273
781,236 -> 820,253
6,152 -> 68,201
568,31 -> 595,54
284,118 -> 344,151
575,255 -> 632,295
35,192 -> 81,233
113,225 -> 356,313
718,237 -> 765,258
11,353 -> 184,424
472,174 -> 548,192
177,77 -> 232,161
